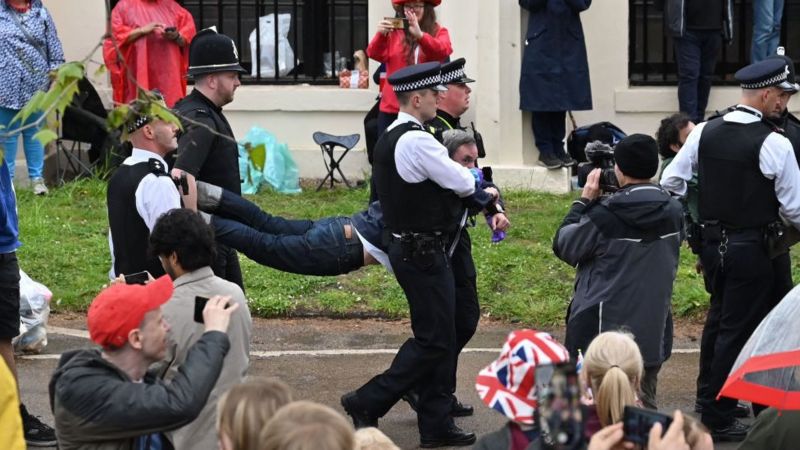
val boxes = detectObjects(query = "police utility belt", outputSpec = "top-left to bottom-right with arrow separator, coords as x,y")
385,230 -> 448,259
693,220 -> 800,260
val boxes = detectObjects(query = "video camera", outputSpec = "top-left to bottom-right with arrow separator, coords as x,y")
576,141 -> 619,193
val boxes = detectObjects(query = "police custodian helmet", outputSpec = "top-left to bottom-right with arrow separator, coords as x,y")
187,28 -> 247,77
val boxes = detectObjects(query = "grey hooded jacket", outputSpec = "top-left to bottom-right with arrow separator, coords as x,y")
49,331 -> 230,450
553,184 -> 683,366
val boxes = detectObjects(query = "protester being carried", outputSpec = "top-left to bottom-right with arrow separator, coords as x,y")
193,129 -> 506,277
216,377 -> 294,450
259,401 -> 355,450
148,208 -> 252,450
49,276 -> 239,449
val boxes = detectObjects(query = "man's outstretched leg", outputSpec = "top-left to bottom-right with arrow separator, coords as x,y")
197,181 -> 313,235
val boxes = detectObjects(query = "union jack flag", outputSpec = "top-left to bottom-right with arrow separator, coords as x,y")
475,329 -> 570,424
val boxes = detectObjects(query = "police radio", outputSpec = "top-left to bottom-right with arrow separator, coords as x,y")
471,122 -> 486,159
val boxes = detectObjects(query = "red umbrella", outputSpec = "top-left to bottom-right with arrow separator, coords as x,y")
719,285 -> 800,409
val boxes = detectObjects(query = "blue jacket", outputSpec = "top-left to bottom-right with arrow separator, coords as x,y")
519,0 -> 593,112
0,162 -> 20,254
0,0 -> 64,110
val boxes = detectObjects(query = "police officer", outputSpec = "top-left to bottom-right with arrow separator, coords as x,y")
426,58 -> 472,134
662,57 -> 800,441
171,28 -> 247,289
341,62 -> 495,448
395,57 -> 483,419
766,48 -> 800,157
108,94 -> 181,279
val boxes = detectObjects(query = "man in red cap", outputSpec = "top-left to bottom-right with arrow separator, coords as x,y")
49,276 -> 239,449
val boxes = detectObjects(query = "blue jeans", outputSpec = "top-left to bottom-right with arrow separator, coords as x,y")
211,190 -> 364,275
751,0 -> 784,63
0,107 -> 45,180
674,30 -> 722,124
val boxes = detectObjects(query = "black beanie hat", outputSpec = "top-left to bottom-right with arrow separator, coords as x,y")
614,134 -> 659,179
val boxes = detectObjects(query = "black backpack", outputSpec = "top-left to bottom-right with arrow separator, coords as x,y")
567,114 -> 627,162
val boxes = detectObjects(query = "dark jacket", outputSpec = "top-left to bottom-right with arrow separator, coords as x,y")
519,0 -> 592,112
49,331 -> 230,450
473,423 -> 543,450
553,184 -> 683,366
664,0 -> 734,43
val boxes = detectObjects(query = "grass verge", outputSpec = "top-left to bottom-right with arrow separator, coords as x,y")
17,178 -> 800,326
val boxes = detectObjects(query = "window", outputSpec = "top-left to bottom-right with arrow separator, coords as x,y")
110,0 -> 370,85
629,0 -> 800,86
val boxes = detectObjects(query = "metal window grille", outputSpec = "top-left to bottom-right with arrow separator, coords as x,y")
110,0 -> 369,85
629,0 -> 800,86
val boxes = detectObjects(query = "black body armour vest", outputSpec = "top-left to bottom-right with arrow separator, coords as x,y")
107,160 -> 170,277
373,122 -> 464,233
698,117 -> 779,229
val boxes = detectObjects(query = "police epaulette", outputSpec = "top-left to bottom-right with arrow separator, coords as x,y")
148,158 -> 168,176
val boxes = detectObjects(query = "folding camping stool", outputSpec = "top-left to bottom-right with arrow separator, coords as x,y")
313,131 -> 360,191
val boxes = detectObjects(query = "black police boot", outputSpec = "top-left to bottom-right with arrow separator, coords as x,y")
708,419 -> 749,442
695,401 -> 750,418
340,391 -> 378,429
450,397 -> 474,417
404,392 -> 474,417
402,391 -> 420,412
420,424 -> 476,448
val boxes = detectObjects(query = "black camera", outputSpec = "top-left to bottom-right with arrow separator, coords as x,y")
576,141 -> 619,193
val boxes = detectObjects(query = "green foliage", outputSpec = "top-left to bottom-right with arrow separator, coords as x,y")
19,179 -> 747,326
12,61 -> 182,150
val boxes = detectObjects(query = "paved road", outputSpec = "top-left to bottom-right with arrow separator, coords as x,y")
17,316 -> 744,449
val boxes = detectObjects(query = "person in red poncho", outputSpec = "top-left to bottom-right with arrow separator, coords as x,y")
367,0 -> 452,138
108,0 -> 196,107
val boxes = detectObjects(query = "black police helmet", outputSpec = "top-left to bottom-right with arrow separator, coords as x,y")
187,28 -> 247,77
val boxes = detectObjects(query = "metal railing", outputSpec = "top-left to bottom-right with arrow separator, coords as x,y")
629,0 -> 800,85
133,0 -> 371,84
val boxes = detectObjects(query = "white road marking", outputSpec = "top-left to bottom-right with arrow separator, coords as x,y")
17,327 -> 701,360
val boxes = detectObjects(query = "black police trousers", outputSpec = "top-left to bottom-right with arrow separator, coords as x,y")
697,230 -> 792,428
355,235 -> 458,435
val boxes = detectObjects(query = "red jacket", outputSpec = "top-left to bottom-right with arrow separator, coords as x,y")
367,26 -> 452,114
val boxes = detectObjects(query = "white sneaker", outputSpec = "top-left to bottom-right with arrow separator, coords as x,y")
31,178 -> 48,195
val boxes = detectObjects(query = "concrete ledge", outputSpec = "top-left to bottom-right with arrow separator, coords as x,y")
224,85 -> 377,113
491,165 -> 572,194
614,86 -> 741,114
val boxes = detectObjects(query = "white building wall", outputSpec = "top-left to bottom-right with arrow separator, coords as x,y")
45,0 -> 798,193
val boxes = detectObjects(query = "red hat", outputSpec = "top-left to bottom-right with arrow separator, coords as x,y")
392,0 -> 442,6
87,275 -> 174,349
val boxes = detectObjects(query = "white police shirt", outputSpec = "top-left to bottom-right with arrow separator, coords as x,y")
388,112 -> 476,197
108,148 -> 181,278
660,104 -> 800,229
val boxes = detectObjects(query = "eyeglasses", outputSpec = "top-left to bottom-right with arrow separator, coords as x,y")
404,3 -> 425,10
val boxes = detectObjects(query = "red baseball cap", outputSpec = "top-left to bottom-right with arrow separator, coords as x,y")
87,275 -> 174,349
392,0 -> 442,6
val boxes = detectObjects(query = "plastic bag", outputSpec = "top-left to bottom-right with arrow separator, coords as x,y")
249,13 -> 295,78
12,269 -> 52,354
239,127 -> 302,194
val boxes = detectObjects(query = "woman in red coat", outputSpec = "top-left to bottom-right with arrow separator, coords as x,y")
109,0 -> 196,107
367,0 -> 452,137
